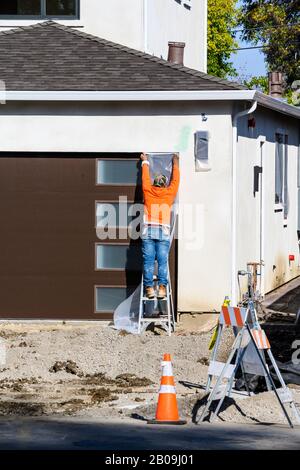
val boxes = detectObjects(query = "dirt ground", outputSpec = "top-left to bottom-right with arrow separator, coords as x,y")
0,320 -> 299,425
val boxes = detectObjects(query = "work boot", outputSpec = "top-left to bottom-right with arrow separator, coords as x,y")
157,285 -> 167,299
145,287 -> 155,299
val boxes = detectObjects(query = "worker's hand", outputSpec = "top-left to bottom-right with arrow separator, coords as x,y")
173,153 -> 179,163
140,153 -> 148,161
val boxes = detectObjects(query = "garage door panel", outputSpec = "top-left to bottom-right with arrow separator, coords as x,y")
0,158 -> 96,193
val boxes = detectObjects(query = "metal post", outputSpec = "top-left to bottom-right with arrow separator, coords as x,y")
246,324 -> 293,428
267,349 -> 300,424
138,277 -> 144,335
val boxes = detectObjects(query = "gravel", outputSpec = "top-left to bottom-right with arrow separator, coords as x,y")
0,322 -> 299,425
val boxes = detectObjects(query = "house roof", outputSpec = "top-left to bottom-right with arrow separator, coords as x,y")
0,22 -> 299,120
0,21 -> 246,92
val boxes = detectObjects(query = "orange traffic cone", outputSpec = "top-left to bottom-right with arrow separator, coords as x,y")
148,353 -> 187,425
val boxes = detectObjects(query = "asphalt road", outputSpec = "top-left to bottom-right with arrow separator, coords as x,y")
0,417 -> 299,450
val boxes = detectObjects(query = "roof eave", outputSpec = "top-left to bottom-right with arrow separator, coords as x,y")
0,89 -> 256,102
0,89 -> 299,119
255,91 -> 300,119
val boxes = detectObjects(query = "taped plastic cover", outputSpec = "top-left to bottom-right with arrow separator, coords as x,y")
113,153 -> 176,334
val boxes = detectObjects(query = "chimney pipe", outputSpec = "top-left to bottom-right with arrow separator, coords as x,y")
268,71 -> 284,99
168,42 -> 185,66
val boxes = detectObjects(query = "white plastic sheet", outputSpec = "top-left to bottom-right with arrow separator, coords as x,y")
113,153 -> 175,334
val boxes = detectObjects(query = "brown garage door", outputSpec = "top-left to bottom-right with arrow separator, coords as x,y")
0,153 -> 176,320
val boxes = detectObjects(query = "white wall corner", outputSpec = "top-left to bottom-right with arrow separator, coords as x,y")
202,0 -> 208,73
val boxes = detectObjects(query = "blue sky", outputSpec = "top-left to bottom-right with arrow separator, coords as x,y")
230,0 -> 267,81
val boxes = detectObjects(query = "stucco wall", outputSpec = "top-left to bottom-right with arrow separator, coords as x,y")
146,0 -> 207,72
0,100 -> 232,312
0,0 -> 207,72
236,105 -> 300,299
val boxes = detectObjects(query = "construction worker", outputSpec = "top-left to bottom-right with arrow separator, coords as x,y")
140,153 -> 180,299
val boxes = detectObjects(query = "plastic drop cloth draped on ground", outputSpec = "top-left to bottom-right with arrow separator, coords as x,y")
113,153 -> 175,334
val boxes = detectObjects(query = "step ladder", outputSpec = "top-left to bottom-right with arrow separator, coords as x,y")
197,302 -> 300,428
137,263 -> 175,336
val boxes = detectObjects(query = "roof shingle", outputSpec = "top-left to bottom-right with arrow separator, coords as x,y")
0,21 -> 246,92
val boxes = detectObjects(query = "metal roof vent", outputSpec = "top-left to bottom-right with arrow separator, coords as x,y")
268,72 -> 284,99
168,42 -> 186,66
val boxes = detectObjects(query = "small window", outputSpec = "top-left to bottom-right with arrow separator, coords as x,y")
96,244 -> 142,271
0,0 -> 40,15
46,0 -> 76,16
0,0 -> 78,18
95,286 -> 135,313
96,202 -> 142,228
96,159 -> 141,185
275,133 -> 289,218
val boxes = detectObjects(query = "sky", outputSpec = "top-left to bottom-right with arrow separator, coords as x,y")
230,0 -> 267,81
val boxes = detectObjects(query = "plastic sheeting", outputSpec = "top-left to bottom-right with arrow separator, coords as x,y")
148,153 -> 174,185
113,153 -> 176,334
236,361 -> 300,392
113,284 -> 143,334
270,361 -> 300,386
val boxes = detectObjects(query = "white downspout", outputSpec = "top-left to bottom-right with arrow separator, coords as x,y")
143,0 -> 148,53
231,100 -> 257,305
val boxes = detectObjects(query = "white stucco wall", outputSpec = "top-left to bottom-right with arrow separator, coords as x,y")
236,106 -> 300,299
0,0 -> 207,72
0,100 -> 231,312
145,0 -> 207,72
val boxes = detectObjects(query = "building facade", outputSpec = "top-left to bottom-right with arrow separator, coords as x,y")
0,0 -> 207,72
0,22 -> 299,320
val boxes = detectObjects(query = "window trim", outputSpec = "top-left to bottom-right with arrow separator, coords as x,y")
95,242 -> 141,272
94,285 -> 136,314
95,158 -> 141,187
0,0 -> 80,20
274,133 -> 284,207
274,130 -> 289,221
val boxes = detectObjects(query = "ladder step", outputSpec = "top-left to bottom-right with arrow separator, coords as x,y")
141,297 -> 168,301
141,318 -> 170,323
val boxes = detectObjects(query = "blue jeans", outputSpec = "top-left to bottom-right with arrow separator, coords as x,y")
142,226 -> 171,287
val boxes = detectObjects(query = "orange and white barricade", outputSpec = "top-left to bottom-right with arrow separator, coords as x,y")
199,299 -> 300,428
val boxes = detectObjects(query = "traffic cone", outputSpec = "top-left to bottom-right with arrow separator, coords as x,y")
147,353 -> 187,425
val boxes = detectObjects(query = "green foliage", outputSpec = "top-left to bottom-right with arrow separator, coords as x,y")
243,75 -> 269,93
239,0 -> 300,88
207,0 -> 239,78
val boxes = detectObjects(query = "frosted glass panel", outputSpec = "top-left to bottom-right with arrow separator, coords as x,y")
96,202 -> 141,228
97,160 -> 140,184
96,244 -> 142,270
95,287 -> 135,312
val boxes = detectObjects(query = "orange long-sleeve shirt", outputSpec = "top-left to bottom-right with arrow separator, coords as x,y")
142,161 -> 180,226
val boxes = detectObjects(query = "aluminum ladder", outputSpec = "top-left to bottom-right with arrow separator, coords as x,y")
137,262 -> 175,336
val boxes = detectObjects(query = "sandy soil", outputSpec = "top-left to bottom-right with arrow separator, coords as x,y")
0,322 -> 299,425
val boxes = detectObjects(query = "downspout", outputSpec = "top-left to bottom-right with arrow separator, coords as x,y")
143,0 -> 148,53
231,100 -> 257,305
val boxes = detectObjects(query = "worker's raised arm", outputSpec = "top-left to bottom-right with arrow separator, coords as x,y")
168,154 -> 180,194
141,153 -> 151,192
